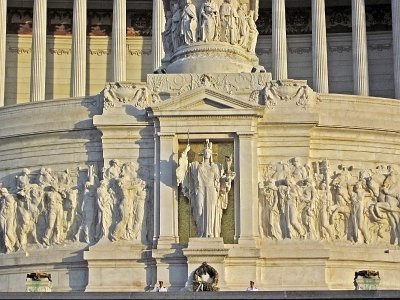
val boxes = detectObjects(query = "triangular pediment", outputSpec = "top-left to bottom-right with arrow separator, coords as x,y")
151,87 -> 260,111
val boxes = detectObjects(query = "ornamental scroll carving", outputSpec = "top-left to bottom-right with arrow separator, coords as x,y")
103,82 -> 161,110
259,159 -> 400,246
147,73 -> 270,97
0,161 -> 150,254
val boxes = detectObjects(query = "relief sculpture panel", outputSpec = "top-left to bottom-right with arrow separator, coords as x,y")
0,161 -> 151,254
259,159 -> 400,246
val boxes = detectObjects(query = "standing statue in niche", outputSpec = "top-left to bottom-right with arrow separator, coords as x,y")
247,10 -> 258,53
219,0 -> 238,44
162,10 -> 174,58
181,0 -> 198,45
237,3 -> 249,47
199,0 -> 219,42
177,139 -> 235,238
171,2 -> 183,51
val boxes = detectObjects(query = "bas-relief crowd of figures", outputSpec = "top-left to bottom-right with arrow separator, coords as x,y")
162,0 -> 258,57
0,160 -> 148,254
259,158 -> 400,246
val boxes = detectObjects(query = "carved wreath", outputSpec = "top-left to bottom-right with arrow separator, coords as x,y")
192,262 -> 219,292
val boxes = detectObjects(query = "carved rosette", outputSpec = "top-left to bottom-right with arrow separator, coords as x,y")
262,80 -> 316,110
103,82 -> 161,110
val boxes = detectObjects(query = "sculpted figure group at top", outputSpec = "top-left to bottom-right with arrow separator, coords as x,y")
162,0 -> 259,57
0,161 -> 148,254
258,158 -> 400,246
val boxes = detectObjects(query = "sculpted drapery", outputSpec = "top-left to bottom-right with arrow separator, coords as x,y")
177,139 -> 235,238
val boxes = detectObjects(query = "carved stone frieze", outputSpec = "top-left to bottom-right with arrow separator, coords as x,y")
8,47 -> 31,54
89,49 -> 111,56
49,48 -> 71,55
0,161 -> 151,254
261,80 -> 315,110
127,45 -> 151,56
103,82 -> 161,110
147,73 -> 271,99
259,158 -> 400,246
256,4 -> 392,36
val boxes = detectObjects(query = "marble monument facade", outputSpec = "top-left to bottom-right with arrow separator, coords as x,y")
1,0 -> 400,293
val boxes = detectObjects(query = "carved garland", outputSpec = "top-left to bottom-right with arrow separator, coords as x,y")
103,82 -> 161,110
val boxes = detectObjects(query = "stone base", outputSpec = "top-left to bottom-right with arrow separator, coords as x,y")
164,42 -> 263,74
182,237 -> 229,291
25,279 -> 52,292
84,241 -> 155,292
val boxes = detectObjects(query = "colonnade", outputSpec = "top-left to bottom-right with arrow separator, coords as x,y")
1,0 -> 400,105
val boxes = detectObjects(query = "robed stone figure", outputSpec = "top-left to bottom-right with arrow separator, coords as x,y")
177,139 -> 235,238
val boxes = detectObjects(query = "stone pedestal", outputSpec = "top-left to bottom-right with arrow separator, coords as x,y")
164,43 -> 263,74
25,279 -> 52,292
84,241 -> 155,292
182,238 -> 229,291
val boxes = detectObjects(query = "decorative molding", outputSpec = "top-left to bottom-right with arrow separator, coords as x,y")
103,82 -> 161,110
89,49 -> 111,56
288,47 -> 312,55
127,45 -> 151,56
257,4 -> 392,35
368,43 -> 392,52
49,48 -> 71,55
8,46 -> 31,54
262,80 -> 314,110
328,45 -> 352,53
256,48 -> 272,56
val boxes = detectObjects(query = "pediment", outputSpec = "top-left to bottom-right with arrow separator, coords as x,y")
151,87 -> 260,112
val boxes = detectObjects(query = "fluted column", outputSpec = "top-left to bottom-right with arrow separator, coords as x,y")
71,0 -> 87,97
152,0 -> 165,71
312,0 -> 329,93
392,0 -> 400,99
30,0 -> 47,102
112,0 -> 126,82
0,0 -> 7,106
352,0 -> 369,96
272,0 -> 288,80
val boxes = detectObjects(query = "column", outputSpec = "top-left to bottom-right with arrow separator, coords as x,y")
272,0 -> 288,80
152,0 -> 165,71
392,0 -> 400,99
112,0 -> 126,82
157,132 -> 179,246
71,0 -> 87,97
312,0 -> 329,93
0,0 -> 6,106
352,0 -> 369,96
30,0 -> 47,102
237,132 -> 259,246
